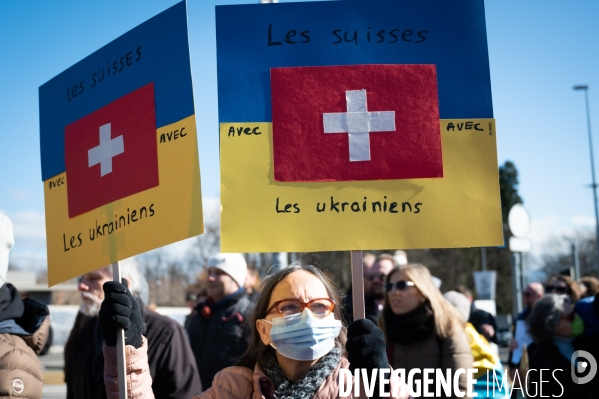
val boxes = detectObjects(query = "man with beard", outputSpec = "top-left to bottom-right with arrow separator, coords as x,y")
64,258 -> 202,399
344,253 -> 398,324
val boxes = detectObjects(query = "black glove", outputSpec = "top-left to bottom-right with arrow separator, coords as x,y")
99,279 -> 143,349
346,319 -> 390,399
346,318 -> 389,371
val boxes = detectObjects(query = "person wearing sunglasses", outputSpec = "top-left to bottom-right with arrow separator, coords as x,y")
546,275 -> 581,303
380,264 -> 473,399
99,262 -> 409,399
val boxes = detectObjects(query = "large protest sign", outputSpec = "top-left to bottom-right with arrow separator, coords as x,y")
216,0 -> 503,253
40,2 -> 203,286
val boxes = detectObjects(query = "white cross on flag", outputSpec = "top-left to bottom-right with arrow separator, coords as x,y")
87,123 -> 125,176
64,83 -> 159,218
323,89 -> 395,162
271,64 -> 443,182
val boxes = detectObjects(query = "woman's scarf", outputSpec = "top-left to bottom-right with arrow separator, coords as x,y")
262,346 -> 341,399
384,301 -> 435,345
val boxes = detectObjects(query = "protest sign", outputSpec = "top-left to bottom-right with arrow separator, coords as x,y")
39,2 -> 203,286
216,0 -> 502,253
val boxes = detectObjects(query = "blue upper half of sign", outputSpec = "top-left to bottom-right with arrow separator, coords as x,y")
216,0 -> 492,123
39,1 -> 194,181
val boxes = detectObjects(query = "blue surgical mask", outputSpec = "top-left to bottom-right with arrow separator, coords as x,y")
264,309 -> 342,361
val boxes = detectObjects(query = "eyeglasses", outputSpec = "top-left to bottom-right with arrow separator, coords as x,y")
385,280 -> 415,292
266,298 -> 335,318
523,292 -> 533,297
546,285 -> 568,294
365,272 -> 386,281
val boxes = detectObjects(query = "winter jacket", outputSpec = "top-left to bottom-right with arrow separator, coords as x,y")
104,339 -> 410,399
468,304 -> 498,344
528,341 -> 593,398
464,323 -> 508,399
572,294 -> 599,399
388,329 -> 474,399
187,289 -> 252,389
66,308 -> 201,399
0,283 -> 50,399
104,337 -> 153,399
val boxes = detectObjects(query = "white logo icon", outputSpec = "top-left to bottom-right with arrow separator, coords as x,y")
12,378 -> 24,394
571,350 -> 598,384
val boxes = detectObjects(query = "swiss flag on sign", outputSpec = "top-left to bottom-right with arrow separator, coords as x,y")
271,64 -> 443,182
64,83 -> 159,218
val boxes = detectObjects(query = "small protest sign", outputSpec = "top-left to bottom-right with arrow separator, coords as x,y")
39,2 -> 203,286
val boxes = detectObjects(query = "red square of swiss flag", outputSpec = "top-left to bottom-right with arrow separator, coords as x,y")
65,83 -> 159,218
271,64 -> 443,182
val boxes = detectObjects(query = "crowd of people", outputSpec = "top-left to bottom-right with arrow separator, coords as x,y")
1,211 -> 599,398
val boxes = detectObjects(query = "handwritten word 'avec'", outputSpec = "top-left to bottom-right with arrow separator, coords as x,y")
446,122 -> 484,132
48,176 -> 65,190
159,127 -> 187,143
227,126 -> 262,136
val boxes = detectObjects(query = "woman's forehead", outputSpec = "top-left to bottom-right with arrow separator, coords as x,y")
389,270 -> 408,281
269,270 -> 329,303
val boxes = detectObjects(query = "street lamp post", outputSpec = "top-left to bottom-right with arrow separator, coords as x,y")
574,84 -> 599,270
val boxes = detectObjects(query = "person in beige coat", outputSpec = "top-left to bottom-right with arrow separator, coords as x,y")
101,263 -> 410,399
380,264 -> 474,399
0,213 -> 50,399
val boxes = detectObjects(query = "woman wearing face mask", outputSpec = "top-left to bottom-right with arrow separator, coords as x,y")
98,263 -> 409,399
526,294 -> 592,398
380,264 -> 473,399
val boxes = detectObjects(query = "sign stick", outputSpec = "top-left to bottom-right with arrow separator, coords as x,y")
350,250 -> 365,321
350,250 -> 368,399
112,261 -> 128,399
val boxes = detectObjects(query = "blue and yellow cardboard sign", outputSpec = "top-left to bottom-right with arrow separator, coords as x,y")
216,0 -> 503,253
39,2 -> 203,286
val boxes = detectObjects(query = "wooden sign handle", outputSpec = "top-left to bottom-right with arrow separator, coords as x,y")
350,250 -> 368,399
350,250 -> 366,321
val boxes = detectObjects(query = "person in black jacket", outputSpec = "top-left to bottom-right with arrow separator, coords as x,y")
186,253 -> 252,389
527,294 -> 593,398
64,258 -> 202,399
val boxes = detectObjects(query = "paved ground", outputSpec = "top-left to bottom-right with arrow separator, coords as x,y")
40,347 -> 66,399
499,346 -> 510,364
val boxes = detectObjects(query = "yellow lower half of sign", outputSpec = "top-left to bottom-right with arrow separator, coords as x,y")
220,119 -> 503,253
44,115 -> 203,286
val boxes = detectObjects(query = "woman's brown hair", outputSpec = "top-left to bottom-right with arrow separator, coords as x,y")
236,262 -> 347,369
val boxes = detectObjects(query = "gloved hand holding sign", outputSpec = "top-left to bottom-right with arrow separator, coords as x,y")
99,279 -> 143,349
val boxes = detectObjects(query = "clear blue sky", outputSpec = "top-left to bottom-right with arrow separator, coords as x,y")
0,0 -> 598,271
